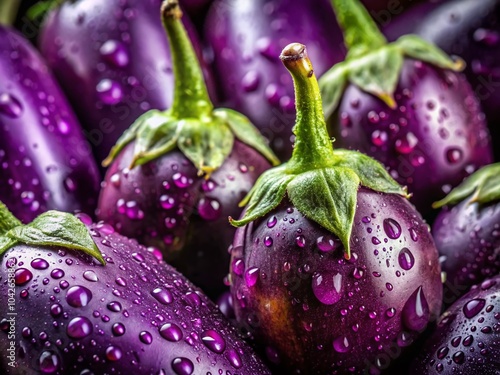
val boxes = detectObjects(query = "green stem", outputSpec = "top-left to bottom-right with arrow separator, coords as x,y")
331,0 -> 387,59
0,202 -> 22,235
0,0 -> 21,26
161,0 -> 212,118
280,43 -> 336,171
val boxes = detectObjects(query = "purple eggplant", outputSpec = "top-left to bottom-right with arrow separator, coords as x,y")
384,0 -> 500,160
409,275 -> 500,374
319,0 -> 493,218
38,0 -> 216,165
97,1 -> 278,298
205,0 -> 345,161
229,43 -> 442,374
0,203 -> 271,374
432,163 -> 500,306
0,21 -> 99,224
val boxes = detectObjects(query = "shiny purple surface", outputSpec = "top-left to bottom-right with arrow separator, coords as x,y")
39,0 -> 216,165
0,26 -> 100,223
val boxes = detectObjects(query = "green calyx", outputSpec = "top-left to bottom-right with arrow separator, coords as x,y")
230,43 -> 408,259
319,0 -> 464,119
103,0 -> 278,174
433,163 -> 500,208
0,202 -> 104,265
25,0 -> 63,21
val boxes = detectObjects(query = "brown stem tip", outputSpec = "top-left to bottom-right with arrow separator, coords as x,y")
161,0 -> 183,20
280,43 -> 307,62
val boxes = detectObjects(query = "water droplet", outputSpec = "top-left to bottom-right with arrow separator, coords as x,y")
316,235 -> 340,252
312,272 -> 343,305
445,147 -> 463,164
296,235 -> 306,248
371,130 -> 388,146
201,329 -> 226,353
267,216 -> 277,228
395,132 -> 418,154
463,298 -> 486,319
197,197 -> 221,221
435,346 -> 449,361
100,40 -> 129,67
463,335 -> 473,346
66,286 -> 92,307
352,267 -> 364,279
232,258 -> 245,276
31,258 -> 49,270
386,308 -> 396,318
171,357 -> 194,375
159,323 -> 183,342
386,283 -> 393,291
39,351 -> 59,373
64,177 -> 77,192
107,301 -> 122,312
151,288 -> 173,305
172,173 -> 193,188
21,191 -> 35,204
184,292 -> 201,307
15,268 -> 33,285
83,270 -> 98,282
105,345 -> 122,361
333,336 -> 350,353
160,195 -> 175,209
50,303 -> 63,317
398,248 -> 415,271
96,79 -> 123,105
383,218 -> 402,239
452,351 -> 465,364
264,236 -> 273,247
409,228 -> 418,242
139,331 -> 153,344
245,267 -> 259,287
112,323 -> 126,336
0,93 -> 23,118
402,286 -> 430,331
241,70 -> 260,92
115,277 -> 127,287
67,316 -> 93,339
372,237 -> 381,245
226,348 -> 242,368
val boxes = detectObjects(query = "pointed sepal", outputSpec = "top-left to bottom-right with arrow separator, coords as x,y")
433,163 -> 500,208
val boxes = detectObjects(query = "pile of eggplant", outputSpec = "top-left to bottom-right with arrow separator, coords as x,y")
0,0 -> 499,374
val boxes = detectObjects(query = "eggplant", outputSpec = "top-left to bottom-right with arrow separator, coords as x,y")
97,0 -> 278,299
38,0 -> 216,165
410,275 -> 500,375
319,0 -> 493,218
0,19 -> 99,224
384,0 -> 500,160
229,42 -> 442,375
205,0 -> 345,161
432,163 -> 500,306
0,202 -> 271,374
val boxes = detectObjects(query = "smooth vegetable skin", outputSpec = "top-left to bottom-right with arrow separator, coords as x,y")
384,0 -> 500,160
320,0 -> 493,218
39,0 -> 215,165
0,25 -> 100,224
98,1 -> 278,298
0,206 -> 271,374
229,43 -> 442,374
410,275 -> 500,375
432,163 -> 500,306
205,0 -> 345,161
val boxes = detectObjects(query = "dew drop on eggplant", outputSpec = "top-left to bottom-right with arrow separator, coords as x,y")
67,316 -> 93,339
0,93 -> 23,118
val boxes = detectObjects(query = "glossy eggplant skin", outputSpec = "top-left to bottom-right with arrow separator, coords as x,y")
384,0 -> 500,159
433,195 -> 500,306
205,0 -> 345,161
39,0 -> 215,165
0,26 -> 100,224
